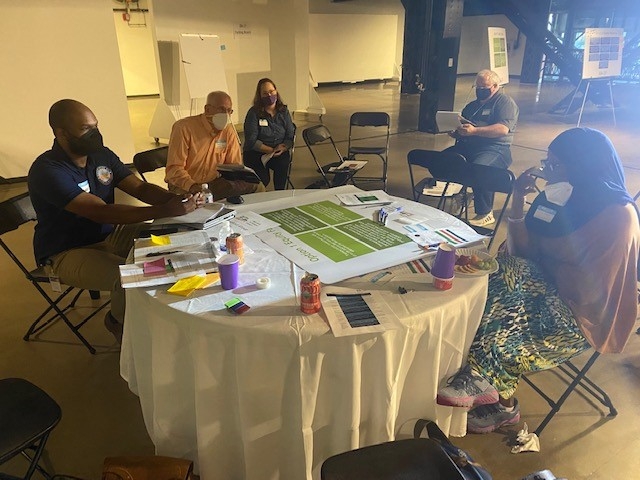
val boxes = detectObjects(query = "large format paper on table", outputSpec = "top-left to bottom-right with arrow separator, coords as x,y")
235,189 -> 483,284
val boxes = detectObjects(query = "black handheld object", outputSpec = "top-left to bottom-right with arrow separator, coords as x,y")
226,195 -> 244,205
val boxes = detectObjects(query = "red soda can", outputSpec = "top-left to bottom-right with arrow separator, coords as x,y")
226,233 -> 244,264
300,273 -> 321,314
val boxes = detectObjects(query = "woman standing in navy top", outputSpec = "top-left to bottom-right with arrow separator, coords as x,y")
243,78 -> 295,190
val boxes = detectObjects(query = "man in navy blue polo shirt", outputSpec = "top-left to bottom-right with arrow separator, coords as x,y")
28,99 -> 199,342
447,69 -> 519,227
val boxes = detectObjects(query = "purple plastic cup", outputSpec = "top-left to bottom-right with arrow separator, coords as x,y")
431,243 -> 456,284
218,254 -> 239,290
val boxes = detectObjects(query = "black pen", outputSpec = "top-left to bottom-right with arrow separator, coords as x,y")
326,293 -> 371,297
146,250 -> 181,257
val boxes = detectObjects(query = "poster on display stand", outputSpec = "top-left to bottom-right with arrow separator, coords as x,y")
582,28 -> 624,80
488,27 -> 509,85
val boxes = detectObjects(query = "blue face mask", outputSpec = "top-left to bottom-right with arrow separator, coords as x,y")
475,87 -> 492,101
261,94 -> 277,107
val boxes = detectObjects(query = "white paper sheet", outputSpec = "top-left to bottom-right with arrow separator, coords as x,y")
321,287 -> 400,337
335,190 -> 393,206
230,211 -> 280,236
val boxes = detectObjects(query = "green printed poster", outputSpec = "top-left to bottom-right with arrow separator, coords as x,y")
262,207 -> 327,234
297,227 -> 374,262
261,201 -> 411,263
337,219 -> 410,250
297,201 -> 362,225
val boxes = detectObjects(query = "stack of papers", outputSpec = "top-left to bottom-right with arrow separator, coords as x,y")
328,160 -> 367,172
152,203 -> 235,230
120,231 -> 218,288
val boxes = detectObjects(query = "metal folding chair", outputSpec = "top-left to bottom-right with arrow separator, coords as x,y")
347,112 -> 391,191
422,150 -> 515,250
521,350 -> 617,436
302,125 -> 358,189
133,146 -> 169,182
0,192 -> 110,354
285,124 -> 297,190
407,149 -> 466,212
0,378 -> 61,480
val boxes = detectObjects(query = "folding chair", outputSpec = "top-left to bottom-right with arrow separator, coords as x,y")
285,124 -> 297,190
133,146 -> 169,182
0,378 -> 62,480
425,152 -> 515,250
521,350 -> 617,436
302,125 -> 358,189
0,192 -> 110,354
346,112 -> 391,191
321,438 -> 466,480
407,149 -> 465,212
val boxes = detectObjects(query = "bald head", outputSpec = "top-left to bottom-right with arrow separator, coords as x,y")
206,91 -> 231,106
48,99 -> 94,132
476,69 -> 501,86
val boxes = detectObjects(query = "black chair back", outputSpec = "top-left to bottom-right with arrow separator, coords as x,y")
321,438 -> 466,480
349,111 -> 390,128
0,378 -> 61,480
133,146 -> 169,181
0,192 -> 36,236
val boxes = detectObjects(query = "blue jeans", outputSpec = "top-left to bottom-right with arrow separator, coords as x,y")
445,143 -> 512,215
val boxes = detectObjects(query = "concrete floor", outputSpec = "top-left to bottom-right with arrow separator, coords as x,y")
1,77 -> 640,479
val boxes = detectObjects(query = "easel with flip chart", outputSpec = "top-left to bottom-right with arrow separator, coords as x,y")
179,34 -> 229,115
564,28 -> 623,127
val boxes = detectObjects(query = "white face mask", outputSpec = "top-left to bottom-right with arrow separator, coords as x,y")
544,181 -> 573,206
211,113 -> 229,131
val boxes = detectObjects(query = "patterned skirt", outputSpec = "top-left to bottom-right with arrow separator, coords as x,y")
467,251 -> 591,399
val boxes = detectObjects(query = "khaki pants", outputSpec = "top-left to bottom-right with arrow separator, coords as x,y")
48,224 -> 144,324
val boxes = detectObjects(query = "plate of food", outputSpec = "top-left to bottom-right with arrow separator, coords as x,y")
453,248 -> 498,276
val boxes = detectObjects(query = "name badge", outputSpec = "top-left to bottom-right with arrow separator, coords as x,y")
482,109 -> 491,116
215,140 -> 227,150
78,180 -> 90,193
533,205 -> 556,223
259,119 -> 268,127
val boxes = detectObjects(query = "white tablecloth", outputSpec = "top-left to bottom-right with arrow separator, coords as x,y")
120,187 -> 488,480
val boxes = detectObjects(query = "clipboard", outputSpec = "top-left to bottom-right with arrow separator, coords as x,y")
435,111 -> 476,133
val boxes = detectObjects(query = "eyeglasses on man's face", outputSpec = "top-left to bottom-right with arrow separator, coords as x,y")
207,104 -> 233,115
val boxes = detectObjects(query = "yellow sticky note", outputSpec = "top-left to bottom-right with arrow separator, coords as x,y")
198,272 -> 220,288
167,275 -> 207,297
150,234 -> 171,246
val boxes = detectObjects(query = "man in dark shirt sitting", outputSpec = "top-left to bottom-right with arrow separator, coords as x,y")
447,69 -> 519,227
28,99 -> 199,342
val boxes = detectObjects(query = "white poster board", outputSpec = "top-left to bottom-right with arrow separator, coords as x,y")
179,34 -> 228,99
488,27 -> 509,84
582,28 -> 624,80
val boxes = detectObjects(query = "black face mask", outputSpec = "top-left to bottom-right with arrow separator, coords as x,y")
66,128 -> 104,156
475,87 -> 492,101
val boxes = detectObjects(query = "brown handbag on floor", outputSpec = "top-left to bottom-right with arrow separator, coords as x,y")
102,456 -> 193,480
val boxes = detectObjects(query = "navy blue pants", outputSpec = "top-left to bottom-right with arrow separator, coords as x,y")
445,143 -> 512,215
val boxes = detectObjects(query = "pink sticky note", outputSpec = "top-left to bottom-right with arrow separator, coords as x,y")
143,257 -> 167,276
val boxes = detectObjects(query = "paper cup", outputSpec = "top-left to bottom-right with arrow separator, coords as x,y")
433,275 -> 454,291
431,243 -> 456,279
218,254 -> 239,290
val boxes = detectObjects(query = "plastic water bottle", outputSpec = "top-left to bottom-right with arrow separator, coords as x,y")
201,183 -> 214,204
218,220 -> 232,252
